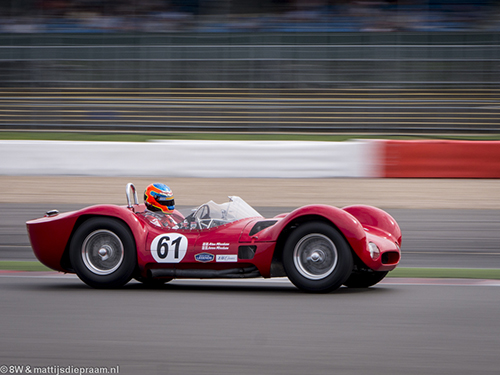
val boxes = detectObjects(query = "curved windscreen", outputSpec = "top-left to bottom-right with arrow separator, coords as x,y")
197,196 -> 262,222
182,196 -> 262,230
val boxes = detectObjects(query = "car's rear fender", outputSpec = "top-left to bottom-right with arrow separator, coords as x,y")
27,211 -> 79,272
63,205 -> 149,271
27,205 -> 148,273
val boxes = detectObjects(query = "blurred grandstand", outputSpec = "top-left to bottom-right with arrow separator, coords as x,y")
1,1 -> 500,134
1,0 -> 499,33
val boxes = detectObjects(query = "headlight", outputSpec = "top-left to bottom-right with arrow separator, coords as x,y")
368,242 -> 380,260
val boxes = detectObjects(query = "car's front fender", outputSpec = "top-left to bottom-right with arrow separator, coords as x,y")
243,205 -> 367,258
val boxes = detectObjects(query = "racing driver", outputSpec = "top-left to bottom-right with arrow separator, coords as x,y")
141,183 -> 184,229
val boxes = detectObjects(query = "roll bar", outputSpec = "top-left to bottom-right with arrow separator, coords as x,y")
126,183 -> 139,208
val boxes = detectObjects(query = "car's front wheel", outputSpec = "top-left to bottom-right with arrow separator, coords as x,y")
283,222 -> 353,293
69,217 -> 137,288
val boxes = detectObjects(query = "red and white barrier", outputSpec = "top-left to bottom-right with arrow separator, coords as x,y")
0,139 -> 498,178
380,140 -> 500,178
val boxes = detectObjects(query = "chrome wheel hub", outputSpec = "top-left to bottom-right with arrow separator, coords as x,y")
309,250 -> 325,263
98,246 -> 111,261
293,233 -> 338,280
82,230 -> 124,276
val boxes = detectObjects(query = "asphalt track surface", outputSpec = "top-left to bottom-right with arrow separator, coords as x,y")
2,203 -> 500,269
1,274 -> 500,375
2,202 -> 500,374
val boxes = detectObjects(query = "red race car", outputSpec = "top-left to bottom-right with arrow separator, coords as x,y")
26,183 -> 401,292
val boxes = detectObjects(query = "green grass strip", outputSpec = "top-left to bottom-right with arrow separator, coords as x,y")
1,131 -> 500,142
1,261 -> 500,279
0,131 -> 370,142
0,261 -> 52,272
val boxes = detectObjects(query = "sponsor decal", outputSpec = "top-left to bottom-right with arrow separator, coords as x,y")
216,254 -> 238,263
195,252 -> 215,263
202,242 -> 230,251
150,233 -> 188,263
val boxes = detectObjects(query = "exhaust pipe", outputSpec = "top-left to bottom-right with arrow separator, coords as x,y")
149,266 -> 260,279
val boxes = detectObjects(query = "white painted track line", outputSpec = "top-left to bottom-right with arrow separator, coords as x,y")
1,271 -> 500,286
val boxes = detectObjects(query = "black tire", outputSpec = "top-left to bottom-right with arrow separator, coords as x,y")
283,221 -> 353,293
343,270 -> 388,288
69,217 -> 137,288
134,276 -> 173,287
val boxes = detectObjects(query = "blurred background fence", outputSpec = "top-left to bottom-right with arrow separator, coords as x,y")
1,32 -> 500,133
3,33 -> 500,88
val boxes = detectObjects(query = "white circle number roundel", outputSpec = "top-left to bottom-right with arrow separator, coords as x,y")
150,233 -> 188,263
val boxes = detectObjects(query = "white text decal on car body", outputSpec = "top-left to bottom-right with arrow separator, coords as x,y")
202,242 -> 230,251
216,254 -> 238,262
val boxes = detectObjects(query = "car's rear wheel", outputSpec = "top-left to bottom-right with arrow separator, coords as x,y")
283,222 -> 353,293
343,270 -> 389,288
70,217 -> 136,288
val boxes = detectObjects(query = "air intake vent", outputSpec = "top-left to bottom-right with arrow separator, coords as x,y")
249,220 -> 277,236
382,251 -> 400,265
239,246 -> 257,260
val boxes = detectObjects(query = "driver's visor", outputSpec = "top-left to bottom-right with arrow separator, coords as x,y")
157,198 -> 175,208
151,192 -> 175,208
